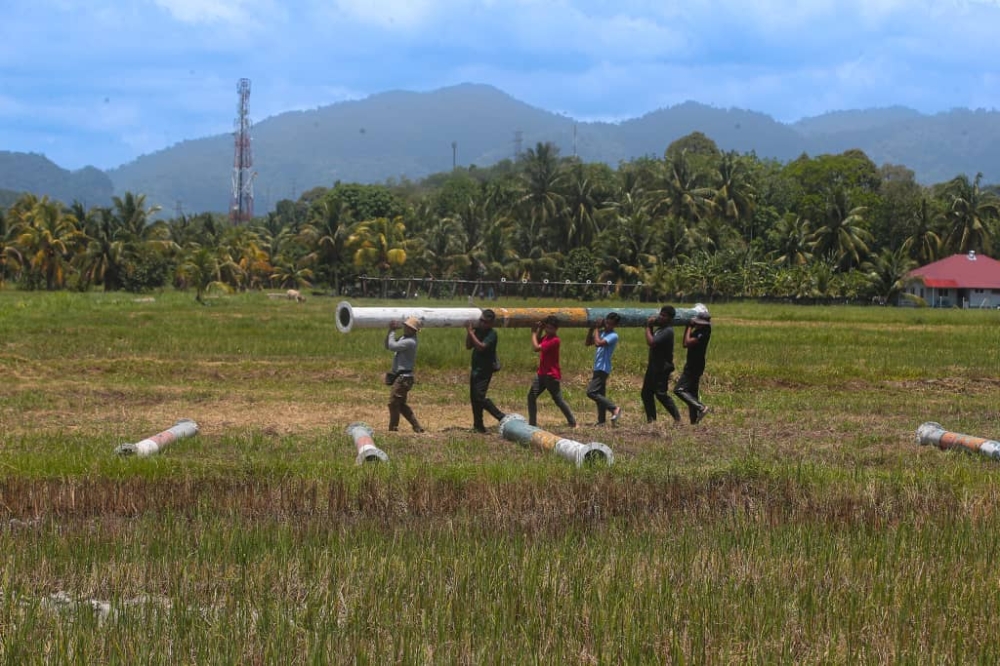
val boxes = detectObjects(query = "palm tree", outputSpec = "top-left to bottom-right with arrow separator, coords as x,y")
0,208 -> 23,285
808,189 -> 872,271
347,216 -> 410,295
712,151 -> 757,241
941,173 -> 999,255
176,246 -> 231,303
299,198 -> 352,292
516,142 -> 566,251
863,246 -> 917,304
651,150 -> 717,227
903,197 -> 944,265
770,214 -> 813,267
15,197 -> 84,290
561,162 -> 604,248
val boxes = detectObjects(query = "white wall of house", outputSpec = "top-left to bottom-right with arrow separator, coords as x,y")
905,284 -> 1000,308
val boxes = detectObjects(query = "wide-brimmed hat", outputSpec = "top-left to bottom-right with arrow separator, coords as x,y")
403,316 -> 422,332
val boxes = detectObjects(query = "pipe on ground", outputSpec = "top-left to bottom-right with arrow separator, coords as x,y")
499,413 -> 613,467
114,419 -> 199,457
336,301 -> 706,333
915,421 -> 1000,460
347,422 -> 389,464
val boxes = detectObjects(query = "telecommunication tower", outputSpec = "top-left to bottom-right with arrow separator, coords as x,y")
230,78 -> 255,223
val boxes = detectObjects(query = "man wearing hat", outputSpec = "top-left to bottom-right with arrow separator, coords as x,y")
385,317 -> 425,433
585,312 -> 622,425
674,309 -> 712,424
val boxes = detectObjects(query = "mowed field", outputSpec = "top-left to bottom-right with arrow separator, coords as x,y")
3,291 -> 1000,663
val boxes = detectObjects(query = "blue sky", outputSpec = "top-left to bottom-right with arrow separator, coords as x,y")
3,0 -> 1000,171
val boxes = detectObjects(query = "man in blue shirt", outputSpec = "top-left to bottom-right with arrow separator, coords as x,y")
585,312 -> 622,426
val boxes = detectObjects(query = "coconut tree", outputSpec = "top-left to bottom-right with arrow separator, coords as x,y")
808,189 -> 872,271
0,208 -> 22,285
176,246 -> 231,304
516,142 -> 566,251
770,214 -> 813,267
903,197 -> 944,265
15,196 -> 84,290
940,173 -> 999,255
863,246 -> 917,304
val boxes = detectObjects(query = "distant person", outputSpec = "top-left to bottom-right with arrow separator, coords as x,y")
527,315 -> 577,428
675,310 -> 712,424
641,305 -> 682,423
385,317 -> 425,433
466,309 -> 506,433
585,312 -> 622,426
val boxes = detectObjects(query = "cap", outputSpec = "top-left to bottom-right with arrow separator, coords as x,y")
403,316 -> 422,332
691,313 -> 712,326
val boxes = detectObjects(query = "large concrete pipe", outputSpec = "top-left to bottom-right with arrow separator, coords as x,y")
114,419 -> 199,457
336,301 -> 707,333
499,414 -> 614,467
916,421 -> 1000,460
347,422 -> 389,464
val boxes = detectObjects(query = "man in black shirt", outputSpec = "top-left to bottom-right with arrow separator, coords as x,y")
641,305 -> 682,423
675,311 -> 712,424
466,308 -> 506,433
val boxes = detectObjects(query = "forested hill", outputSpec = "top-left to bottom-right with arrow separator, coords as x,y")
3,83 -> 1000,214
0,152 -> 114,208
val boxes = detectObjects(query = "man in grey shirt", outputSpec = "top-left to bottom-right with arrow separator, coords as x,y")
386,317 -> 425,433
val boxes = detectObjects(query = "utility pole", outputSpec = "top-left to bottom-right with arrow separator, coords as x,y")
451,141 -> 457,170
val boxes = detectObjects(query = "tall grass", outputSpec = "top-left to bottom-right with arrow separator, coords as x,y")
3,291 -> 1000,661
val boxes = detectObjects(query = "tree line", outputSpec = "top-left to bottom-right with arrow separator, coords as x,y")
1,132 -> 998,304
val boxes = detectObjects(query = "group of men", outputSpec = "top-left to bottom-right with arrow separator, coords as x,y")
382,305 -> 712,433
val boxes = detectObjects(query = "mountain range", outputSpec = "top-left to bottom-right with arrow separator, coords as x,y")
4,83 -> 1000,216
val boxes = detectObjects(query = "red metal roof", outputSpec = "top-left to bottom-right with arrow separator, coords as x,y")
907,252 -> 1000,289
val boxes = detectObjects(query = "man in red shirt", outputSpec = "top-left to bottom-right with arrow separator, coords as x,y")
527,315 -> 577,428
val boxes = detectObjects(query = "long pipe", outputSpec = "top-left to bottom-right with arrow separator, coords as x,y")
114,419 -> 199,457
499,414 -> 614,467
347,422 -> 389,464
336,301 -> 706,333
916,421 -> 1000,460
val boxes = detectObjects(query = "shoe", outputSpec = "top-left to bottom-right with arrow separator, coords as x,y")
413,426 -> 425,433
473,426 -> 487,434
610,407 -> 622,422
593,421 -> 607,427
693,405 -> 710,425
388,427 -> 399,432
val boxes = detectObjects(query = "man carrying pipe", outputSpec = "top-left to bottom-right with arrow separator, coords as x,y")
466,308 -> 507,433
385,317 -> 425,433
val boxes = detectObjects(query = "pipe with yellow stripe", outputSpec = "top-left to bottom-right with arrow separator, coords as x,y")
499,413 -> 613,467
336,301 -> 706,333
915,421 -> 1000,460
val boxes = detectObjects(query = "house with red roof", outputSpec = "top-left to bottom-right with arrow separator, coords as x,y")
905,251 -> 1000,308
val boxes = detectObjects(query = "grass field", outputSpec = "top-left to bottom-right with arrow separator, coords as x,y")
3,290 -> 1000,663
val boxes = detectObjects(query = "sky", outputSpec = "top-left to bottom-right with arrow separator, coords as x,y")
3,0 -> 1000,171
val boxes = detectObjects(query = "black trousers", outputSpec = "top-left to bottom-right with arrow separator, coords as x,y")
470,371 -> 505,429
641,368 -> 680,422
527,374 -> 576,427
586,371 -> 617,423
674,371 -> 705,424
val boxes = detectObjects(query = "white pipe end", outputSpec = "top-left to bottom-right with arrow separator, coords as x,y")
336,301 -> 354,333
